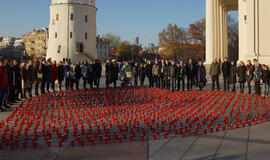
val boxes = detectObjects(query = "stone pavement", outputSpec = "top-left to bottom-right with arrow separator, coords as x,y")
1,73 -> 270,160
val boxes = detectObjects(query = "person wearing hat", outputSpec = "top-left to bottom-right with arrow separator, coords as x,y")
0,58 -> 9,111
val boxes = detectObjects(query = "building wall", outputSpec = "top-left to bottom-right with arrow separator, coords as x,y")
0,37 -> 24,59
96,37 -> 109,60
22,29 -> 48,58
46,2 -> 97,63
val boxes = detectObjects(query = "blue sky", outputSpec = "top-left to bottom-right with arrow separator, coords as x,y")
0,0 -> 237,46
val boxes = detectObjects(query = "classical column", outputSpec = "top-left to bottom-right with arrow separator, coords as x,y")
214,0 -> 218,59
205,0 -> 215,63
219,2 -> 223,60
224,9 -> 228,58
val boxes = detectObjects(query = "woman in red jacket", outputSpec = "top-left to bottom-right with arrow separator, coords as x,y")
0,58 -> 9,112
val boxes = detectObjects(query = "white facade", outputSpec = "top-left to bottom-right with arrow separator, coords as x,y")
206,0 -> 270,64
46,0 -> 98,63
96,36 -> 110,60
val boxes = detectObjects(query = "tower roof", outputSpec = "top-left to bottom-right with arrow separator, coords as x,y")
52,0 -> 95,6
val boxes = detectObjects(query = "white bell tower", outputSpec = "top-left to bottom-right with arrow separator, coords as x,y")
46,0 -> 98,63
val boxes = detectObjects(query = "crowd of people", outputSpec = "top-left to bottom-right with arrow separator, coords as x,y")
0,57 -> 269,112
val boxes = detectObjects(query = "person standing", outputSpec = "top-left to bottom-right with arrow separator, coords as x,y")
33,60 -> 40,96
105,60 -> 111,88
237,61 -> 247,93
133,62 -> 139,87
95,59 -> 102,88
41,59 -> 47,94
164,60 -> 171,90
186,58 -> 197,90
197,61 -> 206,91
210,58 -> 220,91
160,59 -> 166,89
57,61 -> 65,91
145,60 -> 153,87
177,61 -> 186,91
152,59 -> 161,88
81,60 -> 89,89
246,60 -> 254,94
46,61 -> 53,93
138,63 -> 146,87
20,62 -> 29,99
229,61 -> 237,92
51,61 -> 58,92
0,58 -> 9,111
5,60 -> 14,105
253,59 -> 262,95
222,57 -> 230,91
13,60 -> 21,101
262,64 -> 270,97
169,60 -> 178,91
75,61 -> 81,90
27,60 -> 34,97
88,60 -> 96,88
64,61 -> 71,91
110,59 -> 119,88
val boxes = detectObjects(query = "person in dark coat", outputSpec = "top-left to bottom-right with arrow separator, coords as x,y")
0,58 -> 9,111
164,60 -> 171,90
169,60 -> 178,91
253,59 -> 262,95
88,59 -> 96,88
13,60 -> 21,100
20,62 -> 29,99
27,60 -> 34,97
138,63 -> 146,87
210,58 -> 220,91
33,61 -> 40,95
237,61 -> 247,93
152,59 -> 161,88
186,58 -> 197,90
41,59 -> 47,94
57,61 -> 65,91
229,61 -> 237,92
197,61 -> 206,91
177,61 -> 186,91
51,61 -> 58,92
5,60 -> 14,104
105,60 -> 111,88
46,61 -> 53,93
64,61 -> 71,91
75,61 -> 81,90
110,59 -> 119,88
133,62 -> 139,87
262,64 -> 270,97
222,57 -> 230,91
160,59 -> 166,89
145,60 -> 153,87
81,60 -> 89,89
95,59 -> 102,88
246,60 -> 254,94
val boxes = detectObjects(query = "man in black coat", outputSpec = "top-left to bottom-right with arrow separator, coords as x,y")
133,62 -> 139,87
169,60 -> 178,91
177,61 -> 186,91
41,59 -> 47,94
164,60 -> 171,90
95,59 -> 102,88
75,61 -> 81,89
160,59 -> 166,89
110,59 -> 119,87
145,60 -> 153,87
88,60 -> 96,88
222,57 -> 230,91
13,60 -> 21,100
186,58 -> 197,90
152,59 -> 161,88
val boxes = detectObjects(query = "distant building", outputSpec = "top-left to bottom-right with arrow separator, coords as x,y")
0,37 -> 24,59
22,28 -> 48,58
96,36 -> 109,60
134,37 -> 139,46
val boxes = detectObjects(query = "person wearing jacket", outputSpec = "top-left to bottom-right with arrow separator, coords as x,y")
88,60 -> 96,88
33,60 -> 40,95
0,58 -> 9,111
57,61 -> 65,91
222,57 -> 230,91
110,59 -> 119,88
105,60 -> 111,88
160,59 -> 166,89
229,61 -> 237,92
186,58 -> 197,90
51,61 -> 58,92
197,61 -> 206,91
177,61 -> 186,91
246,60 -> 254,94
169,60 -> 178,91
46,61 -> 53,93
164,60 -> 171,90
138,63 -> 146,87
145,60 -> 153,87
262,64 -> 270,97
210,58 -> 220,91
253,59 -> 262,95
64,61 -> 71,91
95,59 -> 102,88
133,62 -> 139,87
41,59 -> 47,94
237,61 -> 247,93
13,60 -> 21,101
20,62 -> 29,99
6,60 -> 15,104
81,60 -> 89,89
75,61 -> 81,90
152,59 -> 161,88
27,60 -> 34,97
